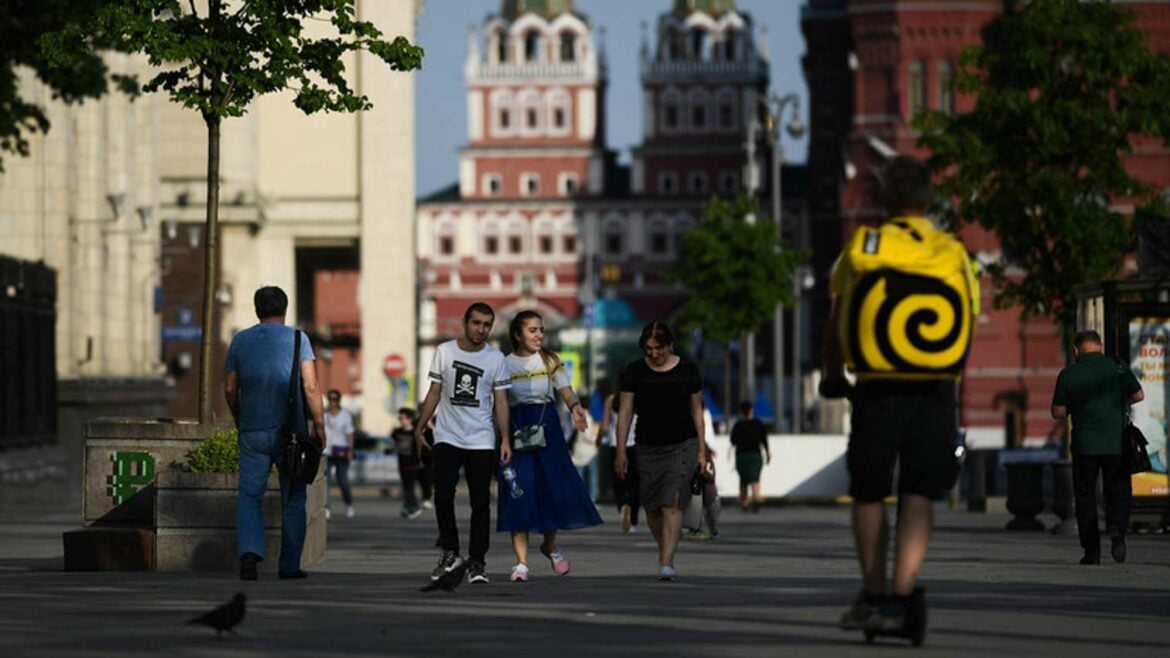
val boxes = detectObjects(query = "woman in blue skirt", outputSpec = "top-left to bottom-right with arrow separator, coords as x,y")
500,310 -> 603,582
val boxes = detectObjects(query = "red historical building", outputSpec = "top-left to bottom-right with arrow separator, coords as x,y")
802,0 -> 1170,445
417,0 -> 800,392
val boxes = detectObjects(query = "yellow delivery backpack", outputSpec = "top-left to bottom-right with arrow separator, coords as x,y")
837,216 -> 979,381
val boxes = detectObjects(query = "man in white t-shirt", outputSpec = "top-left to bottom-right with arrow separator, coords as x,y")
322,389 -> 356,519
416,302 -> 511,585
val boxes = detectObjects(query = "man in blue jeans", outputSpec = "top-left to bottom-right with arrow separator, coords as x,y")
224,286 -> 325,581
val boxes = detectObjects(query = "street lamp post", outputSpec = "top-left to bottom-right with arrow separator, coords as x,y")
765,93 -> 804,432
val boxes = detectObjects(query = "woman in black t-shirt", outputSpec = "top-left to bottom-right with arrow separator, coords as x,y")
615,321 -> 705,581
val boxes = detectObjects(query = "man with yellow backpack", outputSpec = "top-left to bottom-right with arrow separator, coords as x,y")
820,156 -> 979,646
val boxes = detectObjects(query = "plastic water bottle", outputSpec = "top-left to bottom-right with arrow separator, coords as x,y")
502,467 -> 524,499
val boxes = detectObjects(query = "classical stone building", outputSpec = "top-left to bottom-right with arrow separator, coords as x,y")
417,0 -> 804,394
158,0 -> 419,434
801,0 -> 1170,445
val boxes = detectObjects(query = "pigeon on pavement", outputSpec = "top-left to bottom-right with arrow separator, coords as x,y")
187,592 -> 246,637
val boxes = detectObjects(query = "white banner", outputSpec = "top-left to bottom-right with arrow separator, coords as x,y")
1128,317 -> 1169,475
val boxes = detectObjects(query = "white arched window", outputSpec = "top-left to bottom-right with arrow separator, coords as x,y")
434,218 -> 458,259
721,29 -> 739,61
505,218 -> 526,257
481,220 -> 502,258
519,88 -> 543,136
520,172 -> 541,197
559,32 -> 576,62
647,217 -> 670,256
660,88 -> 682,133
524,31 -> 543,62
545,89 -> 572,136
688,89 -> 711,132
534,217 -> 557,255
490,90 -> 515,137
603,217 -> 624,256
715,88 -> 737,131
492,29 -> 509,64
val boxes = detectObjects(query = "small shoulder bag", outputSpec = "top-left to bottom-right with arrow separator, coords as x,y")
1115,359 -> 1152,474
282,330 -> 321,484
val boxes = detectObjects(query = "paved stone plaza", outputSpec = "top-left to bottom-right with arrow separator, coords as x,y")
1,494 -> 1167,657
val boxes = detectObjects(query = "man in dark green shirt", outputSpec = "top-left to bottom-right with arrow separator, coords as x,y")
1051,330 -> 1143,565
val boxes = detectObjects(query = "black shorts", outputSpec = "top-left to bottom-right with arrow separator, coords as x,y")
847,379 -> 959,502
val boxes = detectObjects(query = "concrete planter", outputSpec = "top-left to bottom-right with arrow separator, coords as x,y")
155,467 -> 326,572
66,418 -> 326,572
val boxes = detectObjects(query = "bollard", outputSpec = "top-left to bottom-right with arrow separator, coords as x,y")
1049,459 -> 1077,535
1004,462 -> 1045,530
967,450 -> 988,512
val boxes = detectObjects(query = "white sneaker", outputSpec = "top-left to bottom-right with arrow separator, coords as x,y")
625,524 -> 638,535
324,507 -> 331,520
346,505 -> 356,519
421,500 -> 434,510
510,563 -> 530,582
658,565 -> 676,581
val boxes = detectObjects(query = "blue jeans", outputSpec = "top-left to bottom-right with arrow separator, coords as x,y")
238,430 -> 306,573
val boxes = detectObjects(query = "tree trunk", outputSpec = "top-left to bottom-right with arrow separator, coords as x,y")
197,116 -> 221,424
723,342 -> 733,423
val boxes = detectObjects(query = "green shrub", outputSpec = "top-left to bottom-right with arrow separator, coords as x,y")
185,426 -> 240,473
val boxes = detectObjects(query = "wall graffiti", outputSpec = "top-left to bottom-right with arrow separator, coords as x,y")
107,451 -> 156,504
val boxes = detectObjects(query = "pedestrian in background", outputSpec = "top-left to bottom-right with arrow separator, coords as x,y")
416,302 -> 512,585
224,285 -> 325,581
730,400 -> 770,512
499,311 -> 602,582
615,321 -> 705,581
323,389 -> 356,520
1051,330 -> 1144,565
684,440 -> 720,540
391,407 -> 425,519
599,392 -> 641,534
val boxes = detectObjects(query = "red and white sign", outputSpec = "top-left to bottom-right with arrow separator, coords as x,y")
382,353 -> 407,379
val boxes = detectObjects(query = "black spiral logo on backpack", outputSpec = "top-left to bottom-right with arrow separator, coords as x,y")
846,270 -> 972,376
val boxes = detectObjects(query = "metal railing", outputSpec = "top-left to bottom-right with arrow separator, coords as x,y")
0,256 -> 57,449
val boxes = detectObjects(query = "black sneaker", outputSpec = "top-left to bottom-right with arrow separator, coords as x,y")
431,551 -> 465,581
239,552 -> 260,581
1111,535 -> 1126,563
467,560 -> 489,584
839,590 -> 881,630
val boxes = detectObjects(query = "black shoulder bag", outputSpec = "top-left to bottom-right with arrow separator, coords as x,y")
1116,359 -> 1152,474
282,330 -> 321,484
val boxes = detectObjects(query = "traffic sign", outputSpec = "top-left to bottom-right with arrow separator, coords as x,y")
382,353 -> 407,379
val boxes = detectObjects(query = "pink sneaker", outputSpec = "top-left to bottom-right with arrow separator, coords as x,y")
510,564 -> 529,582
541,546 -> 571,576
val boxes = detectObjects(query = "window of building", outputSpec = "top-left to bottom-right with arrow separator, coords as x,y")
688,171 -> 709,195
718,170 -> 739,194
485,235 -> 499,255
690,28 -> 705,61
496,33 -> 509,63
558,173 -> 578,196
658,172 -> 678,195
439,236 -> 454,256
692,105 -> 706,130
667,29 -> 684,61
483,173 -> 503,196
723,31 -> 738,61
560,32 -> 576,62
521,173 -> 540,196
539,235 -> 554,254
525,32 -> 542,62
562,235 -> 577,254
938,60 -> 954,115
553,107 -> 566,129
649,222 -> 669,255
500,109 -> 511,129
664,103 -> 679,130
527,108 -> 539,129
908,60 -> 926,116
509,235 -> 523,254
604,227 -> 623,255
718,102 -> 734,130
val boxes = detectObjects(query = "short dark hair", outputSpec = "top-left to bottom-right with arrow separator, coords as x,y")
638,321 -> 675,350
254,286 -> 288,319
739,400 -> 753,415
327,389 -> 342,400
1074,330 -> 1103,349
464,302 -> 495,323
881,156 -> 933,216
397,407 -> 416,420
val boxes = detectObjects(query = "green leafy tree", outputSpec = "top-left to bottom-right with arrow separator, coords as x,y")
44,0 -> 424,422
916,0 -> 1170,350
673,194 -> 803,404
0,0 -> 135,171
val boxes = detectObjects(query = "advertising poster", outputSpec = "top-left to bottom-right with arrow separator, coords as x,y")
1128,317 -> 1170,497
